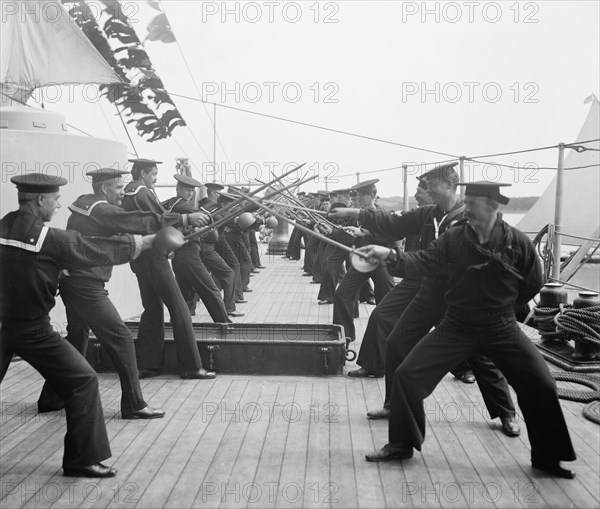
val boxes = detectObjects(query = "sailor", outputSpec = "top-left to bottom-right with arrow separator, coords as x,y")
302,193 -> 323,283
316,199 -> 352,305
121,158 -> 216,379
360,181 -> 577,479
1,173 -> 155,477
37,167 -> 182,419
203,182 -> 225,202
197,197 -> 243,317
212,192 -> 247,305
331,179 -> 395,349
341,177 -> 431,377
162,174 -> 230,323
222,190 -> 254,294
332,163 -> 519,438
248,216 -> 265,271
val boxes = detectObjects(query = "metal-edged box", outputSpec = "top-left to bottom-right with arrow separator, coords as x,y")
86,322 -> 346,376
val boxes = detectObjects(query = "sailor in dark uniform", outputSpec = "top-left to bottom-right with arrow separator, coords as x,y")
285,191 -> 307,261
248,218 -> 265,270
332,179 -> 394,351
37,167 -> 174,419
345,178 -> 432,377
203,182 -> 225,202
121,158 -> 216,380
224,189 -> 254,293
162,174 -> 230,323
302,193 -> 322,281
316,213 -> 348,304
331,163 -> 519,437
0,174 -> 155,477
214,192 -> 247,303
361,181 -> 577,479
197,197 -> 243,317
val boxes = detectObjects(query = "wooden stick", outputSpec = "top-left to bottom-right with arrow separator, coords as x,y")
228,188 -> 371,259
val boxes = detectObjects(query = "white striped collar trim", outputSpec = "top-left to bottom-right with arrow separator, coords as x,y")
164,197 -> 183,212
69,200 -> 108,216
0,226 -> 49,253
124,185 -> 144,196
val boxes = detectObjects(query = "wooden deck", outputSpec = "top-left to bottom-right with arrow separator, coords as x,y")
1,251 -> 599,508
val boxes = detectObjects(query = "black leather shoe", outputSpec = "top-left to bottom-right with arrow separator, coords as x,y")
235,299 -> 248,304
180,369 -> 216,380
243,288 -> 253,292
256,265 -> 266,269
459,371 -> 476,384
63,463 -> 117,478
500,416 -> 521,437
228,311 -> 245,317
138,369 -> 159,379
318,299 -> 332,305
367,407 -> 391,419
122,406 -> 166,420
302,273 -> 312,277
348,367 -> 383,378
365,443 -> 413,462
532,460 -> 576,479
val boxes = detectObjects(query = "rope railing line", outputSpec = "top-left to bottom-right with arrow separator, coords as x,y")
549,278 -> 600,293
559,232 -> 600,243
168,90 -> 459,158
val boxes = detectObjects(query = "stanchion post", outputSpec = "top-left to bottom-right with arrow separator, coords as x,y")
551,143 -> 566,281
459,157 -> 466,199
402,164 -> 409,212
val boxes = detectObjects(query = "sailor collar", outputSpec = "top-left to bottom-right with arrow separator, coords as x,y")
68,194 -> 108,216
0,211 -> 49,253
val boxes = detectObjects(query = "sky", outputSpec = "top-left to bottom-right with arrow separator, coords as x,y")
29,0 -> 600,198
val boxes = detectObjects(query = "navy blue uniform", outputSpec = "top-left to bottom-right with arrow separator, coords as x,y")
385,218 -> 575,465
122,182 -> 204,374
359,205 -> 515,419
36,194 -> 183,415
333,207 -> 395,344
162,196 -> 230,323
1,210 -> 141,468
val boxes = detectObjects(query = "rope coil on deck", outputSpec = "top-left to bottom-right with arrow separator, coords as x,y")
583,401 -> 600,425
554,304 -> 600,345
552,372 -> 600,402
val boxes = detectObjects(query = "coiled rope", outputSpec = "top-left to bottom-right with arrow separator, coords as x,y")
554,304 -> 600,345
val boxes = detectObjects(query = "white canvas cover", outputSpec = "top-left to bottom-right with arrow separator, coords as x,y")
1,0 -> 121,96
517,96 -> 600,241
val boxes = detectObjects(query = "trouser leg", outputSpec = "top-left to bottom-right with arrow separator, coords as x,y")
40,278 -> 146,415
134,251 -> 203,373
478,316 -> 576,463
173,245 -> 230,323
202,248 -> 236,313
130,257 -> 166,372
469,355 -> 516,419
333,267 -> 368,342
2,325 -> 111,467
357,279 -> 421,375
217,236 -> 244,301
389,322 -> 475,449
384,285 -> 446,407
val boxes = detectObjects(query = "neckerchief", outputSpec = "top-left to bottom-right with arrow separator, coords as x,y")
466,216 -> 524,281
